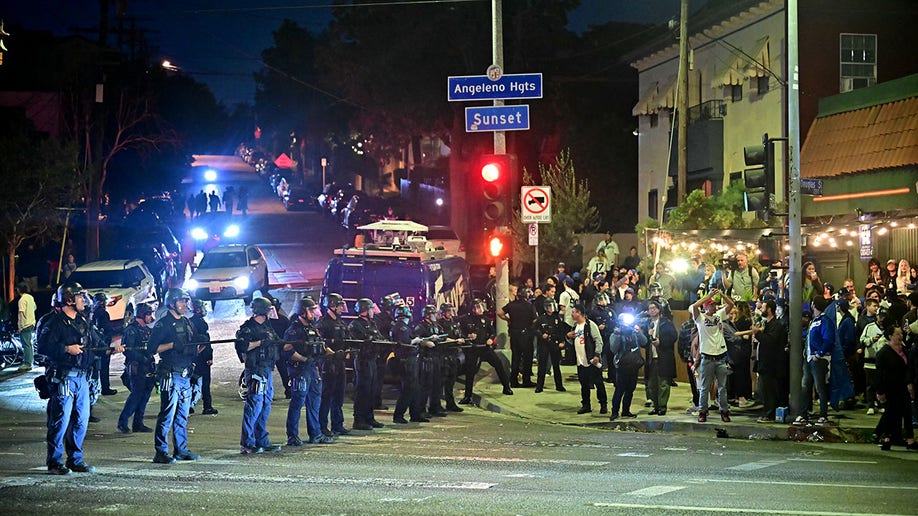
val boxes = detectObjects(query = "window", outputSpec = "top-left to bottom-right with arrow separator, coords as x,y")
648,189 -> 659,219
755,76 -> 769,95
840,33 -> 876,92
725,84 -> 742,102
729,171 -> 743,186
649,113 -> 659,128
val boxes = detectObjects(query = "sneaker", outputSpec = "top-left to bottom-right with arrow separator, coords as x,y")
132,425 -> 154,433
117,425 -> 132,434
756,416 -> 772,424
240,446 -> 264,455
47,464 -> 71,475
792,416 -> 809,426
202,407 -> 219,415
866,407 -> 875,415
261,444 -> 283,452
698,410 -> 708,423
287,436 -> 305,446
174,450 -> 200,461
814,417 -> 830,427
153,452 -> 177,464
309,435 -> 335,444
66,461 -> 95,473
720,410 -> 732,423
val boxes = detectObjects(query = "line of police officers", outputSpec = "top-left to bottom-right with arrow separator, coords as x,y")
35,282 -> 514,474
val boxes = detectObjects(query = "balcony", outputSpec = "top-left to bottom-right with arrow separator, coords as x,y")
687,100 -> 726,125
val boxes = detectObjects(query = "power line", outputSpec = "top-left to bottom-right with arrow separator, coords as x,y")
186,0 -> 486,15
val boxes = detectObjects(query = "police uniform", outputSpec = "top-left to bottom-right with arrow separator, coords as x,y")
190,312 -> 216,415
501,297 -> 538,387
535,309 -> 566,391
588,298 -> 617,383
236,311 -> 282,453
118,317 -> 155,433
373,309 -> 396,409
348,314 -> 385,429
459,309 -> 513,403
90,299 -> 117,395
413,315 -> 445,417
283,317 -> 328,444
317,312 -> 349,435
438,311 -> 464,412
39,307 -> 97,474
390,310 -> 424,423
148,307 -> 199,462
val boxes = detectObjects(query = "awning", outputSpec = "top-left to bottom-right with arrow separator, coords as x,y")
632,81 -> 658,116
744,37 -> 771,79
712,36 -> 770,87
656,75 -> 677,110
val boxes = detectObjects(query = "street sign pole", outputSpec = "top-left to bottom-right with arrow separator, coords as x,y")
492,0 -> 509,349
787,0 -> 803,419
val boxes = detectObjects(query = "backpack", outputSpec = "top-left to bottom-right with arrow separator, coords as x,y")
677,320 -> 694,362
617,334 -> 644,372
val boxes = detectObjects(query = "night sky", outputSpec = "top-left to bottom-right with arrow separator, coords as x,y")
4,0 -> 696,106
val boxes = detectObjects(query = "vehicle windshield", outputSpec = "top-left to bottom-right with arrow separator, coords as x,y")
199,251 -> 247,269
427,229 -> 458,240
68,269 -> 133,288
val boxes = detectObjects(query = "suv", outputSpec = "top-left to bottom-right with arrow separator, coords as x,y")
183,244 -> 269,307
66,260 -> 158,328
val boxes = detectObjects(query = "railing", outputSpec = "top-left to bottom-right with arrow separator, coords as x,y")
687,100 -> 726,125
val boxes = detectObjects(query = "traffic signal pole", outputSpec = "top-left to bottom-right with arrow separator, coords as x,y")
787,0 -> 803,419
492,0 -> 509,347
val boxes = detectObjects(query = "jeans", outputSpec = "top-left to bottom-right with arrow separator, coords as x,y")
353,352 -> 378,423
286,364 -> 322,441
799,358 -> 829,418
119,372 -> 155,429
611,369 -> 638,415
46,372 -> 90,467
319,358 -> 346,432
240,368 -> 274,448
697,354 -> 730,412
20,326 -> 35,367
154,372 -> 192,454
577,364 -> 607,409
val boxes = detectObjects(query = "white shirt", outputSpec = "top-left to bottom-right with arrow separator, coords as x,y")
559,288 -> 579,327
573,322 -> 588,366
693,306 -> 727,356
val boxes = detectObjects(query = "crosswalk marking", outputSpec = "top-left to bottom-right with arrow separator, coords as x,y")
727,460 -> 785,471
624,485 -> 687,497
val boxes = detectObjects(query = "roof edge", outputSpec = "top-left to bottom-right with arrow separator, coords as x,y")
817,74 -> 918,117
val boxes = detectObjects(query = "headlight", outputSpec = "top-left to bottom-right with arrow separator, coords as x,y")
233,276 -> 250,290
184,279 -> 199,290
204,169 -> 218,181
191,227 -> 208,240
224,224 -> 240,238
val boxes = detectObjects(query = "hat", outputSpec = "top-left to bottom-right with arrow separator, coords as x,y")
877,306 -> 888,317
624,287 -> 634,294
812,296 -> 830,313
887,259 -> 897,265
702,298 -> 717,307
557,262 -> 566,268
592,271 -> 605,279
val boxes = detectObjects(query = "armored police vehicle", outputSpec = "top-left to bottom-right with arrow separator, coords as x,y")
321,220 -> 471,318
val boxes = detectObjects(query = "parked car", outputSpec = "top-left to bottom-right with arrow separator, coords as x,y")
426,225 -> 465,258
66,259 -> 158,328
283,186 -> 318,211
183,244 -> 269,307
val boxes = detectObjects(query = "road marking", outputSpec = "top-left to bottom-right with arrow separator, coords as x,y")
616,452 -> 652,458
695,478 -> 918,491
587,502 -> 908,515
505,473 -> 542,478
624,485 -> 687,497
338,452 -> 608,466
662,447 -> 688,451
727,460 -> 786,471
787,458 -> 877,464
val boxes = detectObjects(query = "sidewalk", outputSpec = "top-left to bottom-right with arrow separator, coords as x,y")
468,355 -> 880,444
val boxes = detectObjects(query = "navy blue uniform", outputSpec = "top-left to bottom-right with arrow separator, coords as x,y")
391,320 -> 422,421
190,314 -> 214,412
373,311 -> 396,408
348,317 -> 384,426
148,312 -> 197,457
91,303 -> 115,393
413,320 -> 443,416
535,312 -> 566,391
317,314 -> 349,434
118,320 -> 155,431
39,310 -> 97,470
459,314 -> 512,399
589,304 -> 617,382
283,318 -> 323,442
439,317 -> 463,409
236,317 -> 280,450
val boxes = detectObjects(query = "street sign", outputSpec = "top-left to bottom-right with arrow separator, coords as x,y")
801,178 -> 823,196
448,73 -> 543,101
521,186 -> 551,223
465,105 -> 530,133
528,223 -> 538,246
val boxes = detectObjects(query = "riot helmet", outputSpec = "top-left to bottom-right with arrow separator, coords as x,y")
472,298 -> 487,314
422,304 -> 438,322
393,305 -> 412,322
517,287 -> 533,301
250,296 -> 272,316
294,296 -> 318,317
544,297 -> 558,313
191,298 -> 208,316
324,293 -> 347,313
355,298 -> 377,317
92,292 -> 108,306
649,282 -> 663,298
164,288 -> 192,311
57,283 -> 86,306
439,303 -> 455,319
595,291 -> 610,306
380,292 -> 404,311
135,302 -> 154,320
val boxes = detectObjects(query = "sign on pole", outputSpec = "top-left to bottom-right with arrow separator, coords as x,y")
528,223 -> 538,246
521,186 -> 551,223
447,73 -> 543,102
465,105 -> 530,133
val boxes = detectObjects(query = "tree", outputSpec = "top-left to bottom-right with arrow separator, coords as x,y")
0,111 -> 81,298
511,149 -> 600,278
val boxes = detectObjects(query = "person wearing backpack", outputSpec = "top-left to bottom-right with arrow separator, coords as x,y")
567,303 -> 606,414
609,312 -> 647,421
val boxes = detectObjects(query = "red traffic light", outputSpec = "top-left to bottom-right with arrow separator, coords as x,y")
488,235 -> 504,258
481,162 -> 501,183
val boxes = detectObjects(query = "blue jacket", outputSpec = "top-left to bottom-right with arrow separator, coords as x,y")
805,313 -> 834,358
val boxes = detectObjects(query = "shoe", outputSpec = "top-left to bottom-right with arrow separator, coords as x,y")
621,412 -> 637,418
603,378 -> 614,384
906,442 -> 918,451
458,397 -> 473,404
174,450 -> 200,461
117,425 -> 132,434
331,427 -> 350,436
132,425 -> 153,433
599,405 -> 608,415
502,387 -> 514,395
88,414 -> 101,423
353,422 -> 373,431
608,414 -> 618,421
309,435 -> 335,444
369,420 -> 385,428
866,408 -> 875,415
202,407 -> 219,415
658,410 -> 667,416
393,416 -> 408,424
556,386 -> 566,392
534,386 -> 543,393
521,382 -> 537,388
756,416 -> 772,424
644,400 -> 652,407
698,410 -> 708,423
880,440 -> 892,451
322,429 -> 334,437
446,405 -> 464,412
66,461 -> 95,473
102,389 -> 118,396
577,406 -> 591,414
792,415 -> 809,426
648,409 -> 660,416
189,408 -> 195,414
814,417 -> 830,427
47,464 -> 72,475
720,410 -> 732,423
430,410 -> 448,418
154,452 -> 177,464
18,364 -> 33,372
375,404 -> 389,410
240,446 -> 264,455
409,416 -> 430,423
287,436 -> 305,446
262,444 -> 282,453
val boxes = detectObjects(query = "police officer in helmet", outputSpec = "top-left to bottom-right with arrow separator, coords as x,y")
118,303 -> 156,434
438,303 -> 465,412
147,288 -> 201,464
190,299 -> 217,416
373,293 -> 403,410
414,304 -> 446,418
459,298 -> 514,404
90,292 -> 118,396
317,293 -> 350,436
283,296 -> 334,445
348,298 -> 386,430
391,305 -> 428,423
236,297 -> 284,453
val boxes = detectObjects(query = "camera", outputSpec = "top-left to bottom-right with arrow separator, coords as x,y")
721,257 -> 739,270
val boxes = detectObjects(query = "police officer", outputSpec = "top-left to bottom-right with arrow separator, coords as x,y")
90,293 -> 118,396
317,293 -> 350,437
348,298 -> 386,430
283,297 -> 334,445
459,299 -> 513,404
438,303 -> 465,412
236,297 -> 284,454
498,287 -> 538,388
118,303 -> 156,434
391,305 -> 428,424
189,299 -> 218,416
535,298 -> 566,393
589,292 -> 618,383
373,293 -> 402,410
39,283 -> 116,475
148,288 -> 201,464
414,305 -> 446,418
266,296 -> 292,399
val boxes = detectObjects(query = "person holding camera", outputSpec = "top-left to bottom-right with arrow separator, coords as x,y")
723,253 -> 759,302
691,288 -> 735,423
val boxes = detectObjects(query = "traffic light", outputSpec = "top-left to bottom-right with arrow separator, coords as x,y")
486,232 -> 510,262
743,134 -> 774,220
478,154 -> 517,227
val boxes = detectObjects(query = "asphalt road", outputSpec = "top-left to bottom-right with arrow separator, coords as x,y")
3,156 -> 917,514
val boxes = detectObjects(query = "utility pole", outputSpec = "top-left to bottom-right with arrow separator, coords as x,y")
492,0 -> 509,347
787,0 -> 803,418
677,0 -> 689,204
